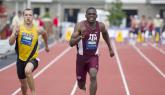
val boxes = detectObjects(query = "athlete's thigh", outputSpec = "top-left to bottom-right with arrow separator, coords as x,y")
25,62 -> 34,73
76,54 -> 88,82
16,59 -> 26,79
88,56 -> 99,77
88,56 -> 99,70
25,59 -> 38,73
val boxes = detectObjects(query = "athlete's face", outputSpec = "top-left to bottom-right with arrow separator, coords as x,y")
23,10 -> 33,25
85,9 -> 97,23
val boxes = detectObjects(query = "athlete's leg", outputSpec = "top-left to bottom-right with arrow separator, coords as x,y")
78,80 -> 86,90
25,62 -> 35,95
19,79 -> 28,95
76,63 -> 87,91
88,56 -> 99,95
76,54 -> 87,90
89,68 -> 97,95
17,59 -> 28,95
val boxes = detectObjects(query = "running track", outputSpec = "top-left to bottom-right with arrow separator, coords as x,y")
0,40 -> 165,95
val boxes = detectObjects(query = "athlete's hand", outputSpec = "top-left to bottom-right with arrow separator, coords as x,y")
45,46 -> 50,52
80,31 -> 85,39
13,24 -> 19,37
109,50 -> 114,57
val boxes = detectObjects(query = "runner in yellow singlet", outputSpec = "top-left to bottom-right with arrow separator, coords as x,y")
9,8 -> 49,95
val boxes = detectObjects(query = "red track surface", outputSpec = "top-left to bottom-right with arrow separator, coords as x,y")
0,40 -> 165,95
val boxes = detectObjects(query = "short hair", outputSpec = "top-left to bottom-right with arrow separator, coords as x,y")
23,8 -> 33,15
86,7 -> 96,14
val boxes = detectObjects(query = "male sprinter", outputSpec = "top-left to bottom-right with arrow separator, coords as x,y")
69,7 -> 114,95
9,8 -> 49,95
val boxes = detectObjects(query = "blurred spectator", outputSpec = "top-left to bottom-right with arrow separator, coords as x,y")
154,14 -> 163,33
33,14 -> 40,27
33,14 -> 45,45
147,17 -> 154,38
0,1 -> 11,39
0,1 -> 6,15
129,15 -> 139,39
43,8 -> 50,19
11,10 -> 23,28
42,8 -> 52,36
33,14 -> 44,28
53,16 -> 59,27
0,14 -> 10,39
139,15 -> 147,34
139,15 -> 148,42
153,14 -> 163,42
53,16 -> 59,40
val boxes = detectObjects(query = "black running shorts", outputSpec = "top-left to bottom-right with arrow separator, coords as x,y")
16,58 -> 38,79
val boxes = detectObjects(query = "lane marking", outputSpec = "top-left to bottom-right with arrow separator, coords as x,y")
11,47 -> 71,95
70,81 -> 77,95
111,40 -> 131,95
149,43 -> 165,55
0,63 -> 15,72
0,41 -> 56,72
132,44 -> 165,78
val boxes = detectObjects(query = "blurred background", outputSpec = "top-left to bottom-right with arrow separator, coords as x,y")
1,1 -> 165,95
1,0 -> 165,58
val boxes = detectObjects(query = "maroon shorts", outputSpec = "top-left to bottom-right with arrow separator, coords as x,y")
76,54 -> 99,82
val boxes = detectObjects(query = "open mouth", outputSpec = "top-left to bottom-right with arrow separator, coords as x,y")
89,17 -> 95,21
89,19 -> 95,22
26,19 -> 31,23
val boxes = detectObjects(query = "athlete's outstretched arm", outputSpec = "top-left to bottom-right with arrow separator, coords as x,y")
100,22 -> 114,57
38,27 -> 49,52
69,23 -> 82,47
9,24 -> 19,45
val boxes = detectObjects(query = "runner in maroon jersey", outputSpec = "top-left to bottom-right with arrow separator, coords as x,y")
69,7 -> 114,95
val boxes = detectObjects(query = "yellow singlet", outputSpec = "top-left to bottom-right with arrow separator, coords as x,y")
17,24 -> 39,61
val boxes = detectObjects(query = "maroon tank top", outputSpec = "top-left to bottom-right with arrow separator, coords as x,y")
77,21 -> 100,56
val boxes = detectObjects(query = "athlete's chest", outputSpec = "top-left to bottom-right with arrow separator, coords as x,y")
81,28 -> 100,50
19,29 -> 38,46
82,27 -> 100,41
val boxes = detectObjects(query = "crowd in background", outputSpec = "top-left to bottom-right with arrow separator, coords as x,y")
129,14 -> 165,44
1,7 -> 165,45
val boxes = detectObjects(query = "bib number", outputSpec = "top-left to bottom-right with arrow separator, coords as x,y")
21,34 -> 33,46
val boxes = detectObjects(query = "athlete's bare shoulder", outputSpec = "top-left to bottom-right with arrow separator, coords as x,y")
75,20 -> 86,31
77,20 -> 85,27
98,21 -> 106,32
98,21 -> 105,28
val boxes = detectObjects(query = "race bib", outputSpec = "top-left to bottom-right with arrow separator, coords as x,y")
86,40 -> 97,50
86,34 -> 97,50
21,33 -> 33,46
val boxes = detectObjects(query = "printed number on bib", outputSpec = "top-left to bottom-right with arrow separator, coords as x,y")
21,33 -> 33,46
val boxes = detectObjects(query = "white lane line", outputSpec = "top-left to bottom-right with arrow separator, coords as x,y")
70,81 -> 77,95
0,41 -> 56,72
0,62 -> 15,72
149,43 -> 165,55
11,47 -> 71,95
132,44 -> 165,78
111,40 -> 131,95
